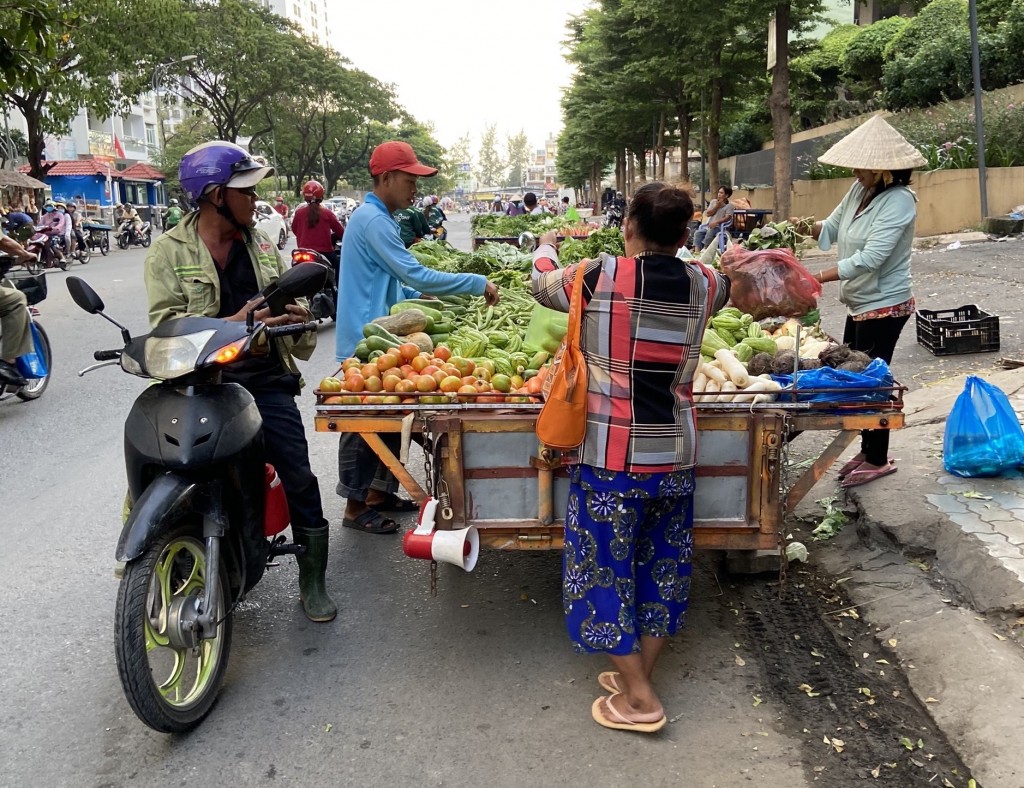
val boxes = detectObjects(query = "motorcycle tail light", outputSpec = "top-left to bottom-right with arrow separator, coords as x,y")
292,250 -> 318,265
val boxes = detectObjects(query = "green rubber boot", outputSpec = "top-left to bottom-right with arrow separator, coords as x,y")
293,526 -> 338,623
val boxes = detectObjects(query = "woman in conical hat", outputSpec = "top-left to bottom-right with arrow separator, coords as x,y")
803,115 -> 926,489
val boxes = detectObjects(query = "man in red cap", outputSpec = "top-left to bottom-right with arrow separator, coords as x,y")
334,140 -> 500,535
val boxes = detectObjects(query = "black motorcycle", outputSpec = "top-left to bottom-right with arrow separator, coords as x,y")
604,200 -> 625,229
296,245 -> 338,322
66,257 -> 328,733
0,256 -> 52,402
116,218 -> 153,250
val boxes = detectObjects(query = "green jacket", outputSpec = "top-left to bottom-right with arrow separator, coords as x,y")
143,211 -> 316,378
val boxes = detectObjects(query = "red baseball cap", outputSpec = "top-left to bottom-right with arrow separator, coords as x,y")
369,141 -> 438,177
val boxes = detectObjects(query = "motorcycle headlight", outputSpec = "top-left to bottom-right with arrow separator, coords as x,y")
144,330 -> 217,380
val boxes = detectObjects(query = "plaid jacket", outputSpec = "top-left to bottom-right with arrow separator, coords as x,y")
532,245 -> 729,473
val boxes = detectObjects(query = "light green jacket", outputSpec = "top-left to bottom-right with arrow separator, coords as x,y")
143,211 -> 315,377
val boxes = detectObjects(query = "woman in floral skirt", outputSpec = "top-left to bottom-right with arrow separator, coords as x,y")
532,182 -> 730,733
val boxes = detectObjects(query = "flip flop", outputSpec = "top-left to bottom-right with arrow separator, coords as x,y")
598,671 -> 622,694
841,462 -> 897,489
836,457 -> 865,480
591,695 -> 666,733
342,509 -> 399,534
368,492 -> 419,512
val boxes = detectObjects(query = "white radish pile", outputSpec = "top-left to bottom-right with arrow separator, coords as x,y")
694,349 -> 783,404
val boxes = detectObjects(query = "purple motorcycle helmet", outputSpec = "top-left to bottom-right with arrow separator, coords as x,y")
178,141 -> 274,203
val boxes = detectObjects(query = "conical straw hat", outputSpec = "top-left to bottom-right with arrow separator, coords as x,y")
817,115 -> 926,170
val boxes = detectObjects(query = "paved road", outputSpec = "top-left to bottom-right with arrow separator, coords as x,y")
0,218 -> 976,787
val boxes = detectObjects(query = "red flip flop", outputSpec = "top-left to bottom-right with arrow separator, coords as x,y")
836,457 -> 865,480
841,462 -> 897,489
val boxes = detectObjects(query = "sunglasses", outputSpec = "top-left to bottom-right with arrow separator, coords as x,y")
228,186 -> 258,197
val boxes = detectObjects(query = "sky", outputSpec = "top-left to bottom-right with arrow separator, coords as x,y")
327,0 -> 594,154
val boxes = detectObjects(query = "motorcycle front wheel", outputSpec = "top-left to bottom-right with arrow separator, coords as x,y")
141,233 -> 151,248
15,322 -> 51,401
117,233 -> 129,250
114,522 -> 233,733
77,245 -> 92,265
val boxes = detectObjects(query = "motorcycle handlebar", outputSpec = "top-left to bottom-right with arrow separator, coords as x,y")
94,349 -> 122,361
265,321 -> 317,338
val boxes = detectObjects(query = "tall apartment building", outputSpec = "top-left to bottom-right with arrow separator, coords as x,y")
258,0 -> 333,45
525,135 -> 560,195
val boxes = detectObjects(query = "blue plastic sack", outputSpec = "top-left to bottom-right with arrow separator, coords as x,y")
943,375 -> 1024,477
771,358 -> 895,403
15,323 -> 48,379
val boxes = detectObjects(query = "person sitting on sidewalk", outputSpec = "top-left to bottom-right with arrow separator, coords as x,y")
694,186 -> 734,249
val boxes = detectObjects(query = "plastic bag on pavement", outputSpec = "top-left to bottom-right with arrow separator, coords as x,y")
719,245 -> 821,320
771,358 -> 895,403
943,375 -> 1024,477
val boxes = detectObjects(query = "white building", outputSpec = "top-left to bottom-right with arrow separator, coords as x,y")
258,0 -> 333,45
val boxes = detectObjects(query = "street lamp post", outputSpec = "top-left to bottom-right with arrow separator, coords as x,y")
153,55 -> 198,157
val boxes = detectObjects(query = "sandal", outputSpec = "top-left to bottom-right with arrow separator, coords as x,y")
342,508 -> 399,534
836,456 -> 865,480
591,695 -> 666,733
368,492 -> 419,512
598,671 -> 622,694
841,462 -> 897,489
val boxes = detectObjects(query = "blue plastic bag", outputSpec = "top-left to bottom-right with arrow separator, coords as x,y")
771,358 -> 895,403
943,376 -> 1024,477
15,323 -> 48,379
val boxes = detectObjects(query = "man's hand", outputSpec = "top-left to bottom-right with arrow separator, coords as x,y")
229,298 -> 310,326
538,230 -> 559,248
483,281 -> 500,306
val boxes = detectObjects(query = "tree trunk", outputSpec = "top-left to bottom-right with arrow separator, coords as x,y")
15,92 -> 47,180
657,110 -> 667,180
708,50 -> 724,192
676,101 -> 691,186
769,2 -> 792,220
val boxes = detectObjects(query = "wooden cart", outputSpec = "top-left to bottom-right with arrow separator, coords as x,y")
314,399 -> 904,552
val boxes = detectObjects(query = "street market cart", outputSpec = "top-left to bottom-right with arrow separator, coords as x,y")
314,395 -> 904,554
82,222 -> 112,256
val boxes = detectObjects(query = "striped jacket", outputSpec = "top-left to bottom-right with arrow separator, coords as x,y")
532,244 -> 729,473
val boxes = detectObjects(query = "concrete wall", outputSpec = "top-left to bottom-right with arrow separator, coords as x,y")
732,167 -> 1024,236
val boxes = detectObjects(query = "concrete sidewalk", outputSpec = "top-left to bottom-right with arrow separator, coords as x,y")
793,367 -> 1024,788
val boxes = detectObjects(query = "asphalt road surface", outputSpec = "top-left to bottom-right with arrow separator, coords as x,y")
0,216 -> 978,787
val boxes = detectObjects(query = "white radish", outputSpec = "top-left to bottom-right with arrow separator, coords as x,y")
714,348 -> 750,388
702,364 -> 728,385
732,379 -> 783,403
719,380 -> 738,402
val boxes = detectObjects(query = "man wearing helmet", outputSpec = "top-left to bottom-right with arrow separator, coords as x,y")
38,201 -> 69,266
334,140 -> 500,535
273,194 -> 290,219
143,140 -> 337,623
165,198 -> 182,229
117,202 -> 143,242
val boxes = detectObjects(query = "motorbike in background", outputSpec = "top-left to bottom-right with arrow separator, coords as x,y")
603,201 -> 624,229
66,259 -> 329,733
294,246 -> 337,323
0,256 -> 52,402
116,219 -> 153,250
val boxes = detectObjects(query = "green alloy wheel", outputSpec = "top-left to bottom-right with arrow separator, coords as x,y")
114,523 -> 232,733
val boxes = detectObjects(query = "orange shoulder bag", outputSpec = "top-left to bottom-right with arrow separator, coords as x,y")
536,263 -> 589,450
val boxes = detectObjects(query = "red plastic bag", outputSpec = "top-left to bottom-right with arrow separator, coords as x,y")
719,245 -> 822,320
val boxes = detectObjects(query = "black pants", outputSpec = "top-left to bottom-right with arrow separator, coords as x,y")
842,313 -> 911,466
251,388 -> 326,531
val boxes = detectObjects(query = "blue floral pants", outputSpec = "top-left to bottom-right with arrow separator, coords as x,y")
563,464 -> 696,656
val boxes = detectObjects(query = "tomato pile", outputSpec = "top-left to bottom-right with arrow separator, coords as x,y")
318,342 -> 548,407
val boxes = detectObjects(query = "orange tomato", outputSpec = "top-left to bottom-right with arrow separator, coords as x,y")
456,384 -> 477,403
525,376 -> 544,395
341,357 -> 362,372
322,395 -> 344,404
345,373 -> 365,393
400,364 -> 414,378
364,376 -> 383,393
360,363 -> 378,380
439,375 -> 462,393
415,375 -> 438,393
433,345 -> 451,362
450,357 -> 475,377
411,355 -> 430,372
422,364 -> 440,377
382,375 -> 399,392
472,379 -> 491,393
318,376 -> 343,393
376,354 -> 399,372
431,369 -> 447,385
399,343 -> 421,362
383,395 -> 403,404
395,379 -> 416,393
460,375 -> 477,386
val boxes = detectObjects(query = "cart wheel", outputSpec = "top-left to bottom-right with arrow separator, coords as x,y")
100,234 -> 109,256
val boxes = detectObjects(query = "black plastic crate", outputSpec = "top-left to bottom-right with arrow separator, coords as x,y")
916,305 -> 1000,356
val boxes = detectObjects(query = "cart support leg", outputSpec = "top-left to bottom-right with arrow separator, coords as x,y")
361,432 -> 429,504
538,468 -> 553,525
784,429 -> 859,512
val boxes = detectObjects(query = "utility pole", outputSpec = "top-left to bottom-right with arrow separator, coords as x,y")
968,0 -> 989,220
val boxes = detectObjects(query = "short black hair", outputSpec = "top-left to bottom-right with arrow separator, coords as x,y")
562,196 -> 569,203
626,182 -> 694,247
720,185 -> 733,197
523,192 -> 538,208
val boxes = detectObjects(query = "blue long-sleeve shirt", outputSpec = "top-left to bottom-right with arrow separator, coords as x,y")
335,193 -> 487,360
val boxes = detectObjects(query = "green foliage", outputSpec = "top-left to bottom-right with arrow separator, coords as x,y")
505,131 -> 531,188
841,16 -> 909,96
153,116 -> 218,199
477,124 -> 505,187
719,121 -> 765,158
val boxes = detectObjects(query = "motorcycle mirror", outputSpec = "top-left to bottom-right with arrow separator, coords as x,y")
66,276 -> 105,314
517,231 -> 537,253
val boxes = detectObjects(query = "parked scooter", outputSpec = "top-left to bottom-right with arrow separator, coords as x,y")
66,257 -> 329,733
0,256 -> 52,402
116,218 -> 153,250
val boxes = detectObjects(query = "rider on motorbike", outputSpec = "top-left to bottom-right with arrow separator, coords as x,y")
0,226 -> 37,388
38,201 -> 69,266
64,202 -> 87,254
422,195 -> 447,238
144,140 -> 337,622
290,179 -> 344,284
117,203 -> 143,241
164,198 -> 182,229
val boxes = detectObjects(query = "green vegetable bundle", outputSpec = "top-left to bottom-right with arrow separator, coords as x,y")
470,213 -> 570,238
556,227 -> 625,265
743,220 -> 808,254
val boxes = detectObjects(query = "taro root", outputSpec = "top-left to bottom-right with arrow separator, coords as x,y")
846,350 -> 873,367
771,350 -> 799,375
818,343 -> 852,368
838,359 -> 870,373
799,358 -> 823,370
748,352 -> 775,377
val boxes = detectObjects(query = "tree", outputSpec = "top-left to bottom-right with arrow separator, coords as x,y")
477,124 -> 505,187
0,0 -> 183,178
441,133 -> 473,196
153,115 -> 218,200
0,127 -> 28,169
505,131 -> 531,188
841,16 -> 909,100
